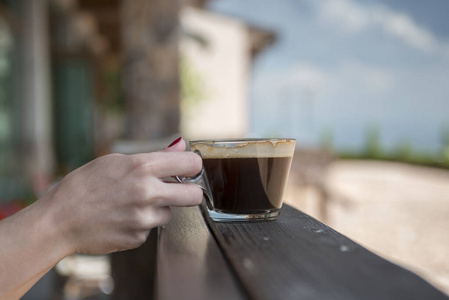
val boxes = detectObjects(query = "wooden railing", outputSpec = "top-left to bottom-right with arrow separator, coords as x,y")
155,203 -> 448,300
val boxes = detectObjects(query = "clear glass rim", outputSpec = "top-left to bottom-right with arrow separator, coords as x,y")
190,138 -> 296,145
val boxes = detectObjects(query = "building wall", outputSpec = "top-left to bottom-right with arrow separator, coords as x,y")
180,7 -> 250,140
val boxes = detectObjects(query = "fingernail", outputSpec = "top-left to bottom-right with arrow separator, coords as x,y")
168,137 -> 182,147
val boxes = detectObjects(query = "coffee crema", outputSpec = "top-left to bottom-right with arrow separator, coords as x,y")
191,139 -> 295,159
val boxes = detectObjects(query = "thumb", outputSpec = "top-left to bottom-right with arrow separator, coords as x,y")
160,137 -> 186,152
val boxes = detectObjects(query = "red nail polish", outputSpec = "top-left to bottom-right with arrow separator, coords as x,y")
168,137 -> 182,147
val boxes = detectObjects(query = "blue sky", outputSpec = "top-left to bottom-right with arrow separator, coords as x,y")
208,0 -> 449,153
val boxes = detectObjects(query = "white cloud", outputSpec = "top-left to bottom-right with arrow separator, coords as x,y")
374,7 -> 436,53
316,0 -> 370,33
261,60 -> 393,95
309,0 -> 449,57
254,58 -> 397,101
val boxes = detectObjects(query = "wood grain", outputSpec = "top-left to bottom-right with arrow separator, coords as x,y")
156,206 -> 246,300
205,204 -> 448,300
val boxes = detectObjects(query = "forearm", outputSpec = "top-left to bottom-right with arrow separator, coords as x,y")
0,195 -> 72,299
0,145 -> 203,299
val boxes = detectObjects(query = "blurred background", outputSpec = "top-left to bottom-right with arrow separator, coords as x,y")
0,0 -> 448,299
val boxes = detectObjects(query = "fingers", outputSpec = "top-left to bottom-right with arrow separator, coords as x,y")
132,151 -> 203,179
132,206 -> 173,230
155,182 -> 204,207
118,206 -> 173,250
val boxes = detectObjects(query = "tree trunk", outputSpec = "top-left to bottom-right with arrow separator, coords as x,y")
122,0 -> 181,140
111,0 -> 181,299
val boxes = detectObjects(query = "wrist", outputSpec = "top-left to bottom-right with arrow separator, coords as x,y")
0,194 -> 73,299
33,191 -> 76,259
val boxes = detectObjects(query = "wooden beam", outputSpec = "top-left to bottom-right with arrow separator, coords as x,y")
157,206 -> 246,299
205,205 -> 448,300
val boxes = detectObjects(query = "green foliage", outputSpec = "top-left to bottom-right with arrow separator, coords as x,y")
338,125 -> 449,170
180,56 -> 206,115
442,124 -> 449,167
442,124 -> 449,146
0,101 -> 9,141
363,125 -> 382,158
443,147 -> 449,167
98,65 -> 124,113
320,127 -> 334,150
392,139 -> 413,161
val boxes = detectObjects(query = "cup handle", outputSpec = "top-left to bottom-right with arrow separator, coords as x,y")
174,151 -> 214,210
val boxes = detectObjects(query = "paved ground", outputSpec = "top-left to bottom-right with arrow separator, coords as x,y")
285,159 -> 449,295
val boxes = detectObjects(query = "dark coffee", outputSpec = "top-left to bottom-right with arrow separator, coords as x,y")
202,156 -> 292,214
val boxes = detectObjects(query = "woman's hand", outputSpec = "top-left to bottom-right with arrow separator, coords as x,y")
0,137 -> 203,299
45,137 -> 203,255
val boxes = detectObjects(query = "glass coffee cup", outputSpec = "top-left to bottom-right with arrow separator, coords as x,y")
177,139 -> 296,222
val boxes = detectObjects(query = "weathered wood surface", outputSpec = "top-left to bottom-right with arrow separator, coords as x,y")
206,204 -> 448,300
156,206 -> 246,300
110,229 -> 157,300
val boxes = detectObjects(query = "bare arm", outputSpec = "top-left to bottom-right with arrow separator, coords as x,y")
0,138 -> 202,299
